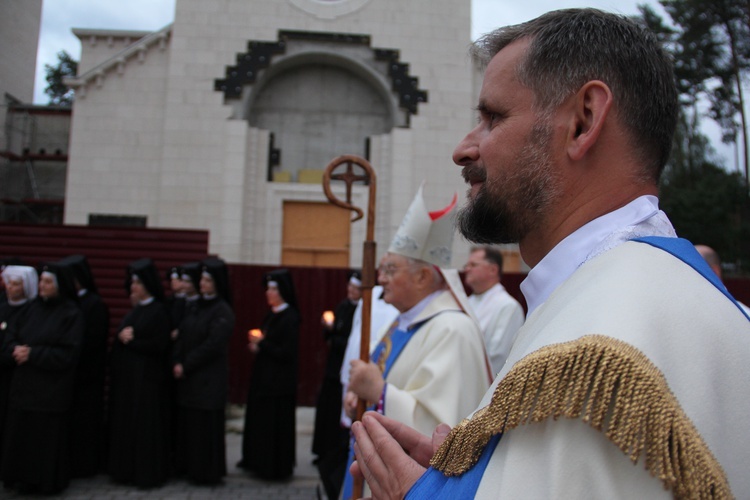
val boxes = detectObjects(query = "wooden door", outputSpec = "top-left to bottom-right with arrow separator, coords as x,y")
281,201 -> 350,267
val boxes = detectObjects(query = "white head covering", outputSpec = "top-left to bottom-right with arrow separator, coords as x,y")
387,184 -> 478,324
1,265 -> 39,300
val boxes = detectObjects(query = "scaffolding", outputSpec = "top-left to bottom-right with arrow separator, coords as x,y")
0,99 -> 70,223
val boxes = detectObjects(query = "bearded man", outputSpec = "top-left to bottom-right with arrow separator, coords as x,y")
348,8 -> 750,499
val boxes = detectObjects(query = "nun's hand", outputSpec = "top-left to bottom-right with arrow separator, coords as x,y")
118,326 -> 134,344
13,345 -> 30,365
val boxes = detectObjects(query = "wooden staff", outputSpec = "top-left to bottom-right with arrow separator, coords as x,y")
322,154 -> 376,499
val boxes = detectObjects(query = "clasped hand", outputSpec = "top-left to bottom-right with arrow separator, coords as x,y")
349,412 -> 451,500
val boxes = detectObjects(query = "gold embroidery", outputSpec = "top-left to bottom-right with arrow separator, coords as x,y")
376,321 -> 398,373
430,335 -> 731,499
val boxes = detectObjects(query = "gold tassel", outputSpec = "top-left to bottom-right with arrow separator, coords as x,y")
430,335 -> 732,499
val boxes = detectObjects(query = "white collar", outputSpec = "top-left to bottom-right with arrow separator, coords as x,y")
272,302 -> 289,313
139,296 -> 155,306
396,290 -> 442,331
521,195 -> 676,316
468,282 -> 501,302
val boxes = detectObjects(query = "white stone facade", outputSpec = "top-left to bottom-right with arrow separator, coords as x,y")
64,0 -> 477,267
0,0 -> 41,104
0,0 -> 42,152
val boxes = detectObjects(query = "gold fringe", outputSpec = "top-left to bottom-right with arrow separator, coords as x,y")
430,335 -> 732,499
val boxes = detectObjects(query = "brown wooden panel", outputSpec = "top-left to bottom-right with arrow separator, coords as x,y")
281,201 -> 350,268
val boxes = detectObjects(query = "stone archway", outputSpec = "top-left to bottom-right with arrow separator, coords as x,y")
248,61 -> 391,181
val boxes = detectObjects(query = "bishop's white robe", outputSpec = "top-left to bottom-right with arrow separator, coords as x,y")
383,289 -> 491,435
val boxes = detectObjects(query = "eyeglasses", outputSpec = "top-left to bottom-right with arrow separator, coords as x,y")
463,261 -> 488,270
377,262 -> 418,278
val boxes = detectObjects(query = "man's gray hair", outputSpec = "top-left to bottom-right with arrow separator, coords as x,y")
405,256 -> 446,288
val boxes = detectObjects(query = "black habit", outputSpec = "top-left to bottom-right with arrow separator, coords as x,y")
0,295 -> 84,494
108,300 -> 171,488
312,298 -> 357,499
312,298 -> 357,456
0,299 -> 32,475
173,296 -> 234,484
240,305 -> 300,480
69,290 -> 110,478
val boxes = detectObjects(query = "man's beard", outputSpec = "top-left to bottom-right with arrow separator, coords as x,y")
457,120 -> 559,244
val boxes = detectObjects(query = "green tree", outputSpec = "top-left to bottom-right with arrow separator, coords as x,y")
639,3 -> 750,272
660,106 -> 750,271
658,0 -> 750,187
44,50 -> 78,106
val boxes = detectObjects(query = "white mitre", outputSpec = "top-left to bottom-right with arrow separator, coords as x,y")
387,184 -> 478,325
388,183 -> 457,267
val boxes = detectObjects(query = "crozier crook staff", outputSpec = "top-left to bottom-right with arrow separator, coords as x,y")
322,154 -> 377,498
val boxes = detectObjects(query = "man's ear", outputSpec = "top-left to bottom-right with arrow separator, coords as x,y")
566,80 -> 613,161
415,265 -> 433,289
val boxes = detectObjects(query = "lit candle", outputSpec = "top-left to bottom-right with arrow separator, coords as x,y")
248,328 -> 263,341
322,310 -> 335,327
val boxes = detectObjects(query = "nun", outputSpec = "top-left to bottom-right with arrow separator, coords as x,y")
178,261 -> 203,322
238,268 -> 300,480
0,258 -> 24,305
165,260 -> 201,469
0,265 -> 38,338
108,258 -> 171,489
1,262 -> 83,495
164,265 -> 186,334
58,254 -> 110,478
172,257 -> 234,485
0,265 -> 38,475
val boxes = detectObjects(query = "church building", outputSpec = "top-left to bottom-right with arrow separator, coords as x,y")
62,0 -> 484,267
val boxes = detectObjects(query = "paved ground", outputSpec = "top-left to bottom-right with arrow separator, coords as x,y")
5,407 -> 323,499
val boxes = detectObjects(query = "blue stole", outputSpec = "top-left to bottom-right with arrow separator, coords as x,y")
634,237 -> 750,320
405,236 -> 748,499
341,321 -> 425,500
406,434 -> 501,499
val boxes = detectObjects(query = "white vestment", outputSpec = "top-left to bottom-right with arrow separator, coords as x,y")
463,242 -> 750,498
384,290 -> 491,434
467,283 -> 524,375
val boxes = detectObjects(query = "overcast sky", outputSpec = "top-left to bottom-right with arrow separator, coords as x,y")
33,0 -> 664,104
32,0 -> 739,170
